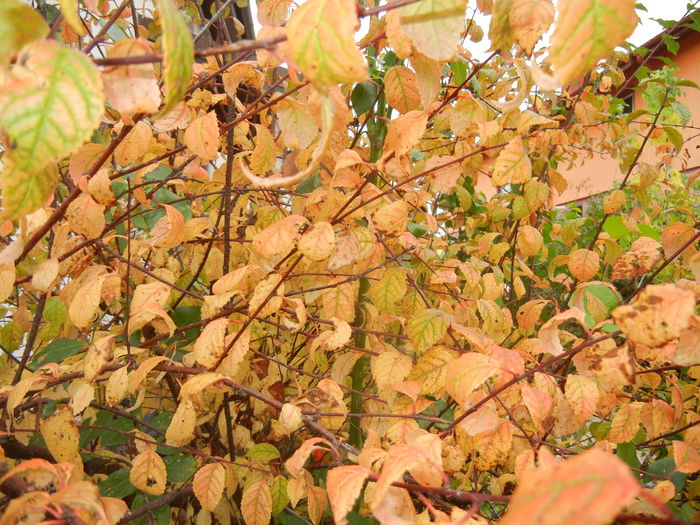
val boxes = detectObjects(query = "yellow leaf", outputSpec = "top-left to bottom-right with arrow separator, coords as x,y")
549,0 -> 638,86
253,215 -> 308,259
371,349 -> 413,394
286,0 -> 368,86
0,0 -> 49,68
407,308 -> 448,353
308,485 -> 328,525
102,38 -> 162,114
509,0 -> 554,55
322,281 -> 356,322
368,268 -> 407,314
0,263 -> 15,302
517,225 -> 544,257
68,381 -> 94,415
372,200 -> 408,236
185,111 -> 220,161
612,284 -> 695,347
84,335 -> 115,383
398,0 -> 468,60
492,137 -> 532,187
285,438 -> 332,477
150,203 -> 185,250
242,480 -> 272,525
179,372 -> 226,399
382,110 -> 428,157
608,402 -> 642,444
66,194 -> 105,240
568,248 -> 599,282
194,318 -> 229,370
407,345 -> 459,395
41,408 -> 80,462
87,169 -> 115,205
31,257 -> 58,293
194,463 -> 226,511
489,0 -> 515,51
105,366 -> 129,407
327,466 -> 372,525
537,307 -> 587,356
564,374 -> 599,424
114,120 -> 152,166
248,273 -> 285,318
277,99 -> 319,150
155,0 -> 194,116
0,41 -> 103,218
165,397 -> 197,446
69,274 -> 108,330
445,352 -> 498,407
59,0 -> 86,36
130,449 -> 167,496
298,222 -> 336,261
412,56 -> 442,106
384,66 -> 421,114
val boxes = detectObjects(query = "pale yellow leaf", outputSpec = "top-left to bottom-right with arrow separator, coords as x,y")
194,318 -> 229,370
612,284 -> 695,347
130,449 -> 167,496
549,0 -> 638,86
102,38 -> 161,114
510,0 -> 554,55
286,0 -> 368,86
41,408 -> 80,462
166,397 -> 197,446
398,0 -> 468,60
564,374 -> 599,424
492,137 -> 532,187
298,222 -> 336,261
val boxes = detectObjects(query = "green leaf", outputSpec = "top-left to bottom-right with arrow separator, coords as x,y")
602,215 -> 630,239
0,41 -> 104,218
351,81 -> 379,116
99,469 -> 137,499
663,126 -> 684,153
450,60 -> 468,86
616,442 -> 640,469
407,308 -> 448,352
0,0 -> 49,68
155,0 -> 194,117
164,453 -> 197,482
246,443 -> 281,462
270,475 -> 289,516
31,339 -> 84,368
648,458 -> 688,492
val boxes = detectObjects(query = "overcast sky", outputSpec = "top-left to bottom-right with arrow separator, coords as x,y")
249,0 -> 696,51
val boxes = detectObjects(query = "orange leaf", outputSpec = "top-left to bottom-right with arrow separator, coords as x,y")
500,449 -> 640,525
326,466 -> 372,525
193,462 -> 226,511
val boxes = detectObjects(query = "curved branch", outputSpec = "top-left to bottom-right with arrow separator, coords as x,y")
238,95 -> 335,188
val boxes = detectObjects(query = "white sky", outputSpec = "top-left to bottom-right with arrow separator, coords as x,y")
249,0 -> 696,51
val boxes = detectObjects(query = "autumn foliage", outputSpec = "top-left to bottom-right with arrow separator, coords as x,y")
1,0 -> 700,524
